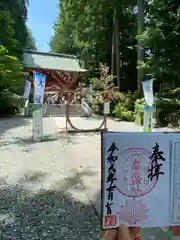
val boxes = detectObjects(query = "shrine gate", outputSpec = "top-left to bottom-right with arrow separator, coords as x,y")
23,50 -> 87,114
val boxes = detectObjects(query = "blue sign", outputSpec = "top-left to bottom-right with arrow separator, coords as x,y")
34,72 -> 46,104
34,73 -> 45,88
35,95 -> 42,104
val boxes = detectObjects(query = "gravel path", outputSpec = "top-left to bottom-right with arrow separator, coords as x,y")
0,117 -> 102,240
54,116 -> 177,240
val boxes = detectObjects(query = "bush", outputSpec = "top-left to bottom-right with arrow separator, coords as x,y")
113,103 -> 134,121
134,96 -> 180,126
155,97 -> 180,126
160,87 -> 180,99
134,99 -> 144,125
155,97 -> 180,110
90,64 -> 140,118
123,110 -> 135,122
0,89 -> 21,116
112,91 -> 139,121
92,90 -> 139,116
91,91 -> 103,114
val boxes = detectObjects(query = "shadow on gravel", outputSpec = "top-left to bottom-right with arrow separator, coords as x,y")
0,170 -> 170,240
0,170 -> 102,240
14,134 -> 60,145
0,132 -> 84,150
58,132 -> 100,146
0,117 -> 30,136
0,133 -> 66,153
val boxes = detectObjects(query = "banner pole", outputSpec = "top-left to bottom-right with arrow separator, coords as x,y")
33,72 -> 46,141
143,105 -> 153,132
142,78 -> 154,132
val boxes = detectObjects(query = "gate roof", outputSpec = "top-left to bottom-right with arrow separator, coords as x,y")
23,50 -> 87,73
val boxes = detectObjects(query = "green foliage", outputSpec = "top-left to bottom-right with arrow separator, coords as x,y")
160,88 -> 180,99
91,64 -> 139,120
26,28 -> 38,50
134,99 -> 144,125
0,89 -> 22,116
50,0 -> 180,125
50,0 -> 137,90
91,64 -> 115,113
138,0 -> 180,86
156,97 -> 180,110
0,45 -> 25,116
112,91 -> 139,121
134,95 -> 180,126
156,97 -> 180,126
0,1 -> 36,116
113,103 -> 134,121
50,0 -> 180,93
0,0 -> 37,56
0,46 -> 25,93
91,63 -> 115,92
0,10 -> 19,56
0,0 -> 29,57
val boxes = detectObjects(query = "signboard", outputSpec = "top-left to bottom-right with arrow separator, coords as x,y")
104,102 -> 110,115
34,72 -> 46,104
102,132 -> 180,229
23,80 -> 31,99
32,104 -> 43,141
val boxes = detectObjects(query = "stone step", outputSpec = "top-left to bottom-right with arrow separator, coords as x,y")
45,104 -> 89,117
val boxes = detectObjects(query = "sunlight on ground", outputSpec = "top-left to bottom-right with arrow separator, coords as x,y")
6,169 -> 91,205
53,116 -> 105,130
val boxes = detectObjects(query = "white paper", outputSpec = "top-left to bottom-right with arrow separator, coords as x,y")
170,137 -> 180,225
104,102 -> 110,115
102,132 -> 180,229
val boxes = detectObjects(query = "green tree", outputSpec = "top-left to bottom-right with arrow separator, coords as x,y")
0,0 -> 37,115
26,28 -> 37,50
0,10 -> 19,56
0,45 -> 25,115
51,0 -> 180,93
0,46 -> 24,92
0,0 -> 29,56
50,0 -> 137,91
138,0 -> 180,89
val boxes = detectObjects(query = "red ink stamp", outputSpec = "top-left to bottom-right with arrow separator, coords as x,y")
104,215 -> 117,227
116,148 -> 157,197
119,199 -> 149,224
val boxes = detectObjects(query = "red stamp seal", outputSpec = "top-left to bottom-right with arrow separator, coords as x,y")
119,199 -> 149,224
116,148 -> 157,197
104,215 -> 117,227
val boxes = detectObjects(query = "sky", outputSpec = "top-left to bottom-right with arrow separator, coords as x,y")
27,0 -> 58,52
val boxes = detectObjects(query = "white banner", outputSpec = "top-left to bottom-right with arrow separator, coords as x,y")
23,80 -> 31,99
142,79 -> 153,107
34,72 -> 46,104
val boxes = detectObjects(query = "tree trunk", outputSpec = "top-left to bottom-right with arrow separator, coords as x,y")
111,22 -> 115,75
114,8 -> 120,91
137,0 -> 144,94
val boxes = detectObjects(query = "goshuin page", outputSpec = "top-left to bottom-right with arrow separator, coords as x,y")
170,140 -> 180,225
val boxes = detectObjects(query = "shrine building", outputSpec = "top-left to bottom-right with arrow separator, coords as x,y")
23,50 -> 87,101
